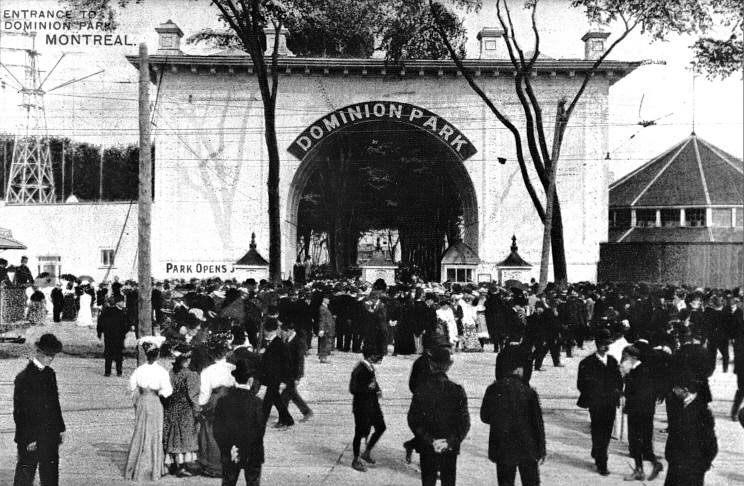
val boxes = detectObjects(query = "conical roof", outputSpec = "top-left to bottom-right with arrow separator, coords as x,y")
497,235 -> 531,267
441,241 -> 480,265
235,233 -> 268,266
610,133 -> 743,208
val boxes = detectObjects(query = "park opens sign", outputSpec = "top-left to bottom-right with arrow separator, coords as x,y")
288,101 -> 477,161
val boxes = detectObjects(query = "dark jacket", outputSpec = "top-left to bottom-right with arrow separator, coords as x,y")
408,354 -> 432,394
577,353 -> 623,409
14,362 -> 66,447
408,371 -> 470,455
51,287 -> 64,307
13,264 -> 34,285
260,336 -> 291,387
664,392 -> 717,471
623,362 -> 657,417
286,334 -> 307,380
213,388 -> 266,467
480,375 -> 546,464
96,305 -> 128,355
349,360 -> 381,416
670,343 -> 714,403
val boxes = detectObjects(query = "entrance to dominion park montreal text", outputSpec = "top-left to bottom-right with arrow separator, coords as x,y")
285,101 -> 479,280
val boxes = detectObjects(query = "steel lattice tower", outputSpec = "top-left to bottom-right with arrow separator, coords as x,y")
4,34 -> 56,203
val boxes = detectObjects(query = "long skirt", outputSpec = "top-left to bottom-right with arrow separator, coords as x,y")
27,301 -> 47,325
461,321 -> 483,352
198,386 -> 229,477
124,389 -> 166,481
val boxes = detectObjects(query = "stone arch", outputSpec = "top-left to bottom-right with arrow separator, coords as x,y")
285,101 -> 479,274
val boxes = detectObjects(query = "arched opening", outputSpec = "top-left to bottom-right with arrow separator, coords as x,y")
286,102 -> 478,281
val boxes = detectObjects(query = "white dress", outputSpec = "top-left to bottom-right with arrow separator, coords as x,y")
77,292 -> 93,327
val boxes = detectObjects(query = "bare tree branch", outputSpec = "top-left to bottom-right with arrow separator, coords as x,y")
429,0 -> 546,221
565,20 -> 639,119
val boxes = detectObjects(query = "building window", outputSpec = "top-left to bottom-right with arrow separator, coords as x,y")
685,208 -> 706,227
737,208 -> 743,228
446,267 -> 473,282
635,209 -> 656,228
101,249 -> 115,267
660,209 -> 680,227
711,208 -> 732,227
609,209 -> 630,229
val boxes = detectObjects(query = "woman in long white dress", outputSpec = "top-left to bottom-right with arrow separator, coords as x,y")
76,289 -> 93,327
125,336 -> 173,481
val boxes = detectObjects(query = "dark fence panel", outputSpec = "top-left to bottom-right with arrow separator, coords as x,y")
599,242 -> 744,288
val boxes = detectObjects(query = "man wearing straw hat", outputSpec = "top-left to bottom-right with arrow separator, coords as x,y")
13,333 -> 65,486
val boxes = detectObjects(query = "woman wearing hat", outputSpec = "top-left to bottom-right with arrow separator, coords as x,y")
125,336 -> 173,481
163,344 -> 200,477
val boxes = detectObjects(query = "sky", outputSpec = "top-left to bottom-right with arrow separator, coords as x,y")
0,0 -> 741,181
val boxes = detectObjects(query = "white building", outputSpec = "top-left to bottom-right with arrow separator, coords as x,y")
0,20 -> 639,283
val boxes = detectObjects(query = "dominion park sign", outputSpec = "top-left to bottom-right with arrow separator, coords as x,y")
288,101 -> 477,161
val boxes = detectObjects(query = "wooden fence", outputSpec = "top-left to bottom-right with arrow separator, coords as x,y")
599,242 -> 744,288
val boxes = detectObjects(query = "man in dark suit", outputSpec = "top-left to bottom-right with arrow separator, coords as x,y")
259,317 -> 294,428
621,345 -> 663,481
50,283 -> 64,323
96,298 -> 128,376
481,345 -> 546,486
281,322 -> 313,421
125,283 -> 139,336
151,282 -> 164,326
408,347 -> 470,486
13,256 -> 34,285
214,358 -> 266,486
576,329 -> 623,476
13,333 -> 65,486
664,384 -> 717,486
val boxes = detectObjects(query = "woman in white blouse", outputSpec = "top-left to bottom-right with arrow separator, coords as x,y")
124,337 -> 173,481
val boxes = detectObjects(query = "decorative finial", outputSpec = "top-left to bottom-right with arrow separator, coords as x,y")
250,232 -> 256,249
511,235 -> 518,252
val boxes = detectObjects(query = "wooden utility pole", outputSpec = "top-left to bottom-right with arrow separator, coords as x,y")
539,99 -> 567,292
99,145 -> 104,201
138,43 -> 153,345
60,141 -> 65,201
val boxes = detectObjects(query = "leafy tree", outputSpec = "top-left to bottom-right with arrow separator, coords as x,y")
691,0 -> 743,78
428,0 -> 715,288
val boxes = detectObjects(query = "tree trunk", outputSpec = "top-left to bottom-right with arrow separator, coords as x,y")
550,199 -> 568,286
264,103 -> 282,284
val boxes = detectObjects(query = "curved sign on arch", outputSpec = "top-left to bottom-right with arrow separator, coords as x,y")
288,101 -> 477,161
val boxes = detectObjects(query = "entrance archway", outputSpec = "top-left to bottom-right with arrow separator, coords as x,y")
286,101 -> 478,280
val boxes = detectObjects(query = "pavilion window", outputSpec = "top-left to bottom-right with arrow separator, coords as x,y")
685,208 -> 706,227
711,208 -> 733,227
609,209 -> 630,229
736,208 -> 743,228
447,268 -> 456,281
635,209 -> 656,228
660,209 -> 680,227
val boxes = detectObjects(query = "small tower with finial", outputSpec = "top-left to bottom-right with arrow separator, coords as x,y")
234,232 -> 269,280
496,235 -> 533,284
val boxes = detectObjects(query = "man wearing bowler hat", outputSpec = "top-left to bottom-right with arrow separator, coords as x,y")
13,333 -> 66,486
408,347 -> 470,486
577,328 -> 623,476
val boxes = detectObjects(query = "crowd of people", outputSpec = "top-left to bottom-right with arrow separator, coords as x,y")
11,271 -> 744,486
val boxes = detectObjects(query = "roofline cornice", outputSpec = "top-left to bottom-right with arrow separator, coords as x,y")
125,54 -> 641,85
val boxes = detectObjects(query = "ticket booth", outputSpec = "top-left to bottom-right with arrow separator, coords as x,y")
441,241 -> 480,283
